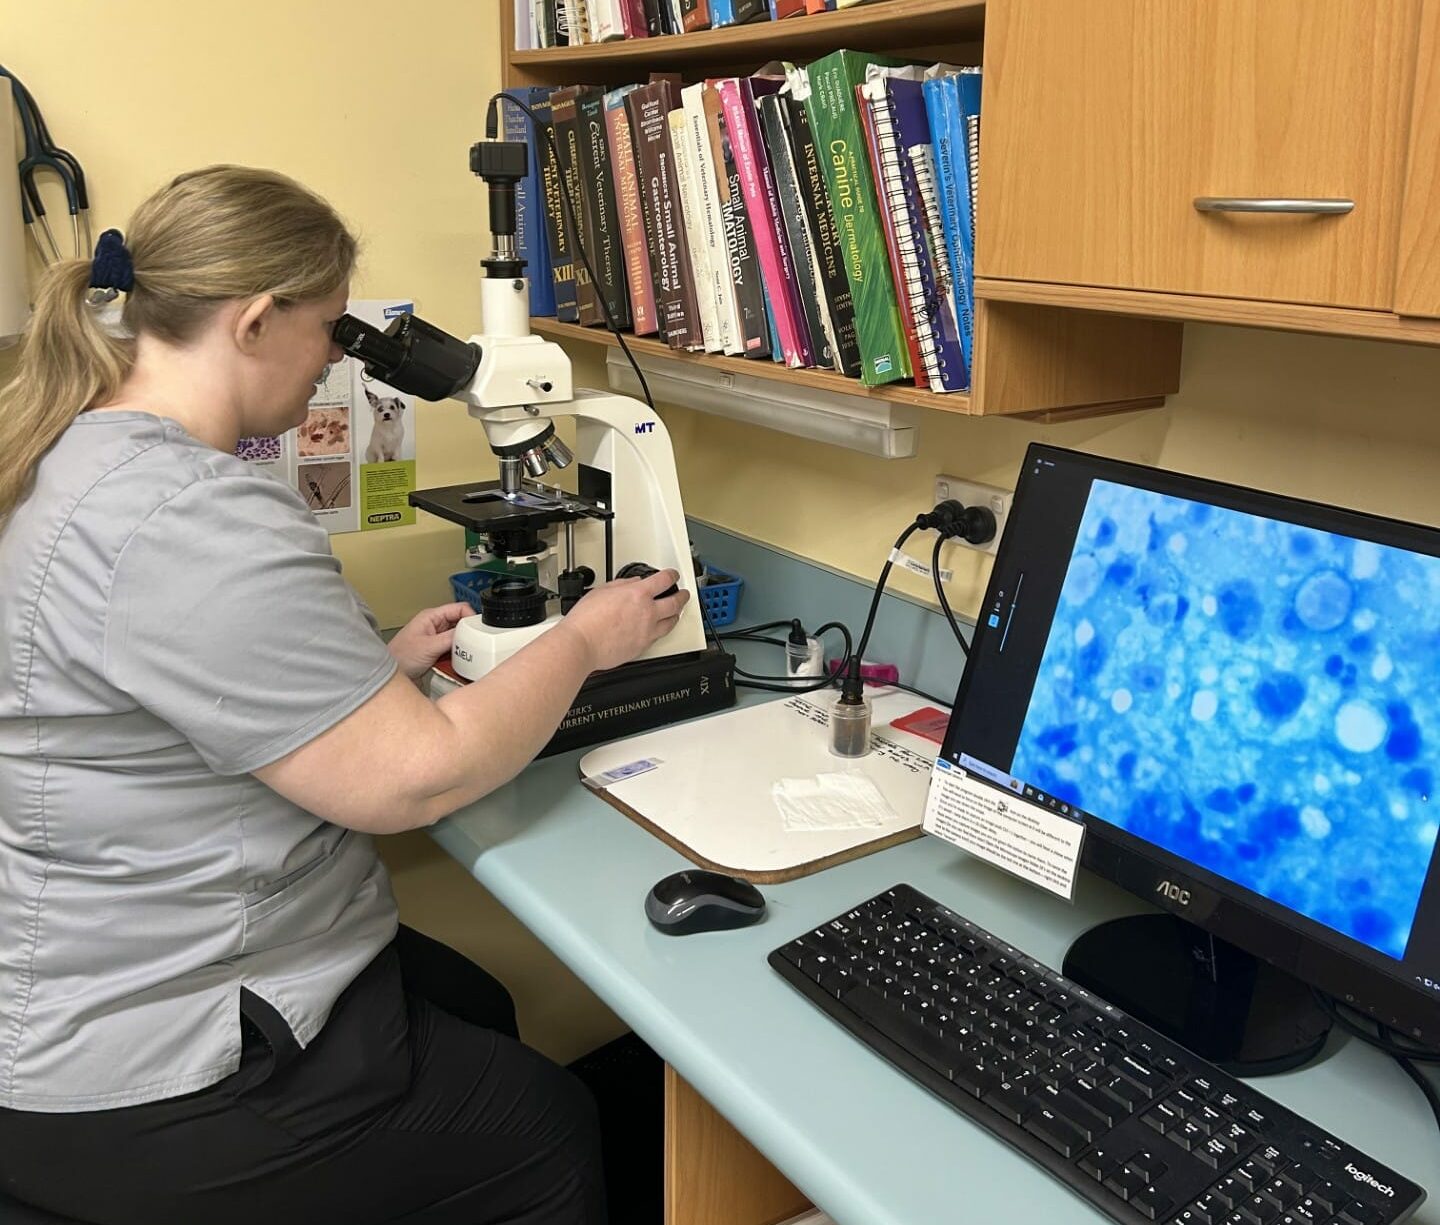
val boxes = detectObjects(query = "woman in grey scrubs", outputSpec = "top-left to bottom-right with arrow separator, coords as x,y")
0,165 -> 687,1225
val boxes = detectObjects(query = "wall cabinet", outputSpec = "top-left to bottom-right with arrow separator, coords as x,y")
979,0 -> 1440,339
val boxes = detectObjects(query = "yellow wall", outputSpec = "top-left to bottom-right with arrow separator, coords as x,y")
1,0 -> 502,628
621,323 -> 1440,622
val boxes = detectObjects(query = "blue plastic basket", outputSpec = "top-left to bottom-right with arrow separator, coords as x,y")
449,569 -> 499,608
698,565 -> 744,628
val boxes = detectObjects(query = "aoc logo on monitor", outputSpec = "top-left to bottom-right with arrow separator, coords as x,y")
1156,880 -> 1192,906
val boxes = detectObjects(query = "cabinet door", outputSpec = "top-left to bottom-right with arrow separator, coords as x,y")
1396,0 -> 1440,317
981,0 -> 1421,310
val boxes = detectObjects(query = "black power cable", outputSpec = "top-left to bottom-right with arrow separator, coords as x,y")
931,533 -> 970,658
484,91 -> 655,412
1311,988 -> 1440,1142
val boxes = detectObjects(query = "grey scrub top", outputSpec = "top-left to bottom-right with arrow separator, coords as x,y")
0,411 -> 400,1112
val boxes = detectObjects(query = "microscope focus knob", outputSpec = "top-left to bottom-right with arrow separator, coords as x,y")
617,562 -> 680,600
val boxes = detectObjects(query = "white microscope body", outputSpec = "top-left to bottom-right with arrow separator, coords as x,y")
441,275 -> 706,680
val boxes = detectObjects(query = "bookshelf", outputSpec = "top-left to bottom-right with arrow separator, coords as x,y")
513,0 -> 985,74
501,1 -> 1183,422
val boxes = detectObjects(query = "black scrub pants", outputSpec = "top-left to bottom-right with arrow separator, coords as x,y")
0,927 -> 608,1225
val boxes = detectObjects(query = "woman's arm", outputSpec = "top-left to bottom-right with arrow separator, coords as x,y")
255,570 -> 688,833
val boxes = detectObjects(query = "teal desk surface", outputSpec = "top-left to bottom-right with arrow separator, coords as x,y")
430,690 -> 1439,1225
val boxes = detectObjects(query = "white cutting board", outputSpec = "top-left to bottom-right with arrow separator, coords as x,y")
578,692 -> 944,881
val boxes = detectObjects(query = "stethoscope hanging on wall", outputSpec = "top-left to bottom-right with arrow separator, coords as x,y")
1,65 -> 90,265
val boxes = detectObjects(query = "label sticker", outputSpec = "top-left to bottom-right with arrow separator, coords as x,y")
923,759 -> 1085,900
583,757 -> 663,791
888,547 -> 953,584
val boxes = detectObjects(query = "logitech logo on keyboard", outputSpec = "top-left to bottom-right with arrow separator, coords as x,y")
1343,1162 -> 1395,1197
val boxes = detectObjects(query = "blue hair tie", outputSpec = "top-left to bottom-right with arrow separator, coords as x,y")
88,228 -> 135,297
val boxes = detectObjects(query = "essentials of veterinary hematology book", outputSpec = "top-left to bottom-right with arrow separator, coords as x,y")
234,298 -> 418,536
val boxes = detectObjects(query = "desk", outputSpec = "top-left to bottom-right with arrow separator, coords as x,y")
430,694 -> 1439,1225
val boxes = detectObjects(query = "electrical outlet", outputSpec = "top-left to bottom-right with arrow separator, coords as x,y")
933,475 -> 1013,557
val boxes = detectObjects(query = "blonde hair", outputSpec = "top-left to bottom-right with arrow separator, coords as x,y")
0,165 -> 357,524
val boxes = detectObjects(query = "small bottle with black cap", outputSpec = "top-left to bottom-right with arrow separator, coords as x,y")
830,658 -> 871,759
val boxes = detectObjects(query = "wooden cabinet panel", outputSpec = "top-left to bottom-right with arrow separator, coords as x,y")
1396,0 -> 1440,318
981,0 -> 1421,310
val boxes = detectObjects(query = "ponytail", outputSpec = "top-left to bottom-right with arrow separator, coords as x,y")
0,259 -> 132,524
0,165 -> 357,526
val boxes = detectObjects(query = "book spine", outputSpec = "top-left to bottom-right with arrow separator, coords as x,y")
764,286 -> 782,362
733,0 -> 768,18
503,90 -> 556,318
577,88 -> 633,328
605,91 -> 658,335
801,50 -> 910,385
682,83 -> 740,355
890,74 -> 967,391
535,92 -> 579,322
552,89 -> 603,325
909,139 -> 968,391
564,0 -> 590,43
535,0 -> 556,46
680,0 -> 711,31
716,78 -> 812,368
757,93 -> 833,369
710,0 -> 735,24
710,93 -> 772,357
669,108 -> 722,351
628,85 -> 700,349
771,0 -> 805,14
804,0 -> 827,11
858,80 -> 929,388
542,651 -> 736,758
924,75 -> 976,376
550,0 -> 570,45
591,0 -> 622,40
782,91 -> 861,377
620,0 -> 651,36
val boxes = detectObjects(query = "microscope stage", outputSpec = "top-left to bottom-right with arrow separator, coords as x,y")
409,481 -> 609,534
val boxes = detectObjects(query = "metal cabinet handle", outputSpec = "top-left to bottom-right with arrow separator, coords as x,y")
1193,197 -> 1355,215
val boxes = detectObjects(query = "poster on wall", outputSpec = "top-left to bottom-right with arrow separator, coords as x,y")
233,298 -> 417,534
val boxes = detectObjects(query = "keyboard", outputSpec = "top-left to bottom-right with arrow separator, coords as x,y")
769,884 -> 1427,1225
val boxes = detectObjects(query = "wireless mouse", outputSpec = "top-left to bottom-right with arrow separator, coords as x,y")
645,869 -> 766,936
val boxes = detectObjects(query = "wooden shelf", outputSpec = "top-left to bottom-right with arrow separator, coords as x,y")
511,0 -> 985,75
976,278 -> 1440,347
531,317 -> 976,413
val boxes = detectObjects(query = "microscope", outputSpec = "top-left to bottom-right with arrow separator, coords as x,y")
332,134 -> 734,754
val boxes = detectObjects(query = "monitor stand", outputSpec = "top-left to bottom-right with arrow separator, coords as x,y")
1061,913 -> 1333,1076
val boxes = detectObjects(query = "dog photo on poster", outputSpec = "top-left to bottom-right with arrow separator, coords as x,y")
232,298 -> 417,534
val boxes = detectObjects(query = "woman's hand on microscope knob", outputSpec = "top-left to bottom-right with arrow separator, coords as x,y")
565,569 -> 690,671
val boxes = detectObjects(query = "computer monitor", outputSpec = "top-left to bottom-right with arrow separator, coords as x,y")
941,444 -> 1440,1069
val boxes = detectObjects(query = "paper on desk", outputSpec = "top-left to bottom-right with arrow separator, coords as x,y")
772,772 -> 901,832
923,759 -> 1085,900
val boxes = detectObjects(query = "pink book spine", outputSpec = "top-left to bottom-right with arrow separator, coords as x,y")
621,0 -> 651,36
714,78 -> 813,367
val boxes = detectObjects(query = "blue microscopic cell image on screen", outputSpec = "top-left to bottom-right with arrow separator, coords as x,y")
1011,480 -> 1440,961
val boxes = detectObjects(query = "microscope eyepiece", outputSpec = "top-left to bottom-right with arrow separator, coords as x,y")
331,312 -> 481,401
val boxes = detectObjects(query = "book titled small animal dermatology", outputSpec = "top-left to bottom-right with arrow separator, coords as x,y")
233,298 -> 418,535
